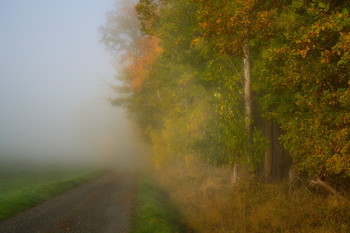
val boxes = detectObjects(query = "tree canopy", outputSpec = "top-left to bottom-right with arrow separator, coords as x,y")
102,0 -> 350,181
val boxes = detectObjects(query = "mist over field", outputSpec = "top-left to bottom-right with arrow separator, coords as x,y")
0,0 -> 139,171
1,0 -> 350,232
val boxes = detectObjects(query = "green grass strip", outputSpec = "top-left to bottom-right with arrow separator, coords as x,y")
0,170 -> 105,221
131,175 -> 189,233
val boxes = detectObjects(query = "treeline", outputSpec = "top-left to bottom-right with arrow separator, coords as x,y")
101,0 -> 350,185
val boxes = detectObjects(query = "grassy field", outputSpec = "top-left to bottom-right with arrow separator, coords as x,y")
0,169 -> 105,221
130,174 -> 191,233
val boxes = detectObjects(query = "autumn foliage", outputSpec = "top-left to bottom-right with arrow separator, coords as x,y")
101,0 -> 350,231
125,37 -> 162,90
102,0 -> 350,189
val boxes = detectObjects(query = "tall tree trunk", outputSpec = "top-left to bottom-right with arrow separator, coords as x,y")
243,38 -> 253,162
263,119 -> 273,181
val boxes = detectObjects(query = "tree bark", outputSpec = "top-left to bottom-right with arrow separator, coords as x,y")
243,38 -> 253,162
231,163 -> 239,183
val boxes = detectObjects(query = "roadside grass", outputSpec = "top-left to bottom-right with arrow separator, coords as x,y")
154,162 -> 350,233
131,174 -> 192,233
0,169 -> 106,221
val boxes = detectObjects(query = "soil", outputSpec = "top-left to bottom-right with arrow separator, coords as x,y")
0,172 -> 135,233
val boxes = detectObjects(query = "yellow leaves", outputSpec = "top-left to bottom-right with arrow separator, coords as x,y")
326,153 -> 350,176
191,37 -> 204,47
334,33 -> 350,60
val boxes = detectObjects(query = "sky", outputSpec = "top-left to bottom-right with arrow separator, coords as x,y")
0,0 -> 137,167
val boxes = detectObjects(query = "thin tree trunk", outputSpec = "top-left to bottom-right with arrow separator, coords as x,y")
243,38 -> 253,162
288,166 -> 298,195
231,162 -> 239,183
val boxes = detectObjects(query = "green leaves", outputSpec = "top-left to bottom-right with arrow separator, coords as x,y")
103,0 -> 350,179
257,0 -> 350,177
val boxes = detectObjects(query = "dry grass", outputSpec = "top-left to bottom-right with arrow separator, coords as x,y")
152,161 -> 350,233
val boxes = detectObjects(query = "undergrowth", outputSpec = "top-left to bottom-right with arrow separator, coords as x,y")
154,162 -> 350,233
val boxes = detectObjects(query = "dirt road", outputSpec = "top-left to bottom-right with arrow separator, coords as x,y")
0,172 -> 135,233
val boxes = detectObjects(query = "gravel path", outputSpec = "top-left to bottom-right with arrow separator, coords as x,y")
0,172 -> 135,233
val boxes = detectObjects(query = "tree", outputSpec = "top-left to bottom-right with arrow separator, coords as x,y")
190,0 -> 278,176
257,0 -> 350,180
102,0 -> 350,186
100,0 -> 141,57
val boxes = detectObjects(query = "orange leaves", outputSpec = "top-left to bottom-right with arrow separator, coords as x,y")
290,5 -> 350,65
263,2 -> 350,176
333,32 -> 350,64
255,10 -> 277,31
125,37 -> 162,90
298,45 -> 310,58
193,0 -> 277,55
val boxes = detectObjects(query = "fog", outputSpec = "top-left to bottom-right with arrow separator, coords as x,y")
0,0 -> 142,171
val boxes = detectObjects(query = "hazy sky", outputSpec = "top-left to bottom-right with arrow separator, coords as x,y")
0,0 -> 134,165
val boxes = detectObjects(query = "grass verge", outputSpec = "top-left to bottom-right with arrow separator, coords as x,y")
154,162 -> 350,233
130,174 -> 191,233
0,169 -> 106,221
